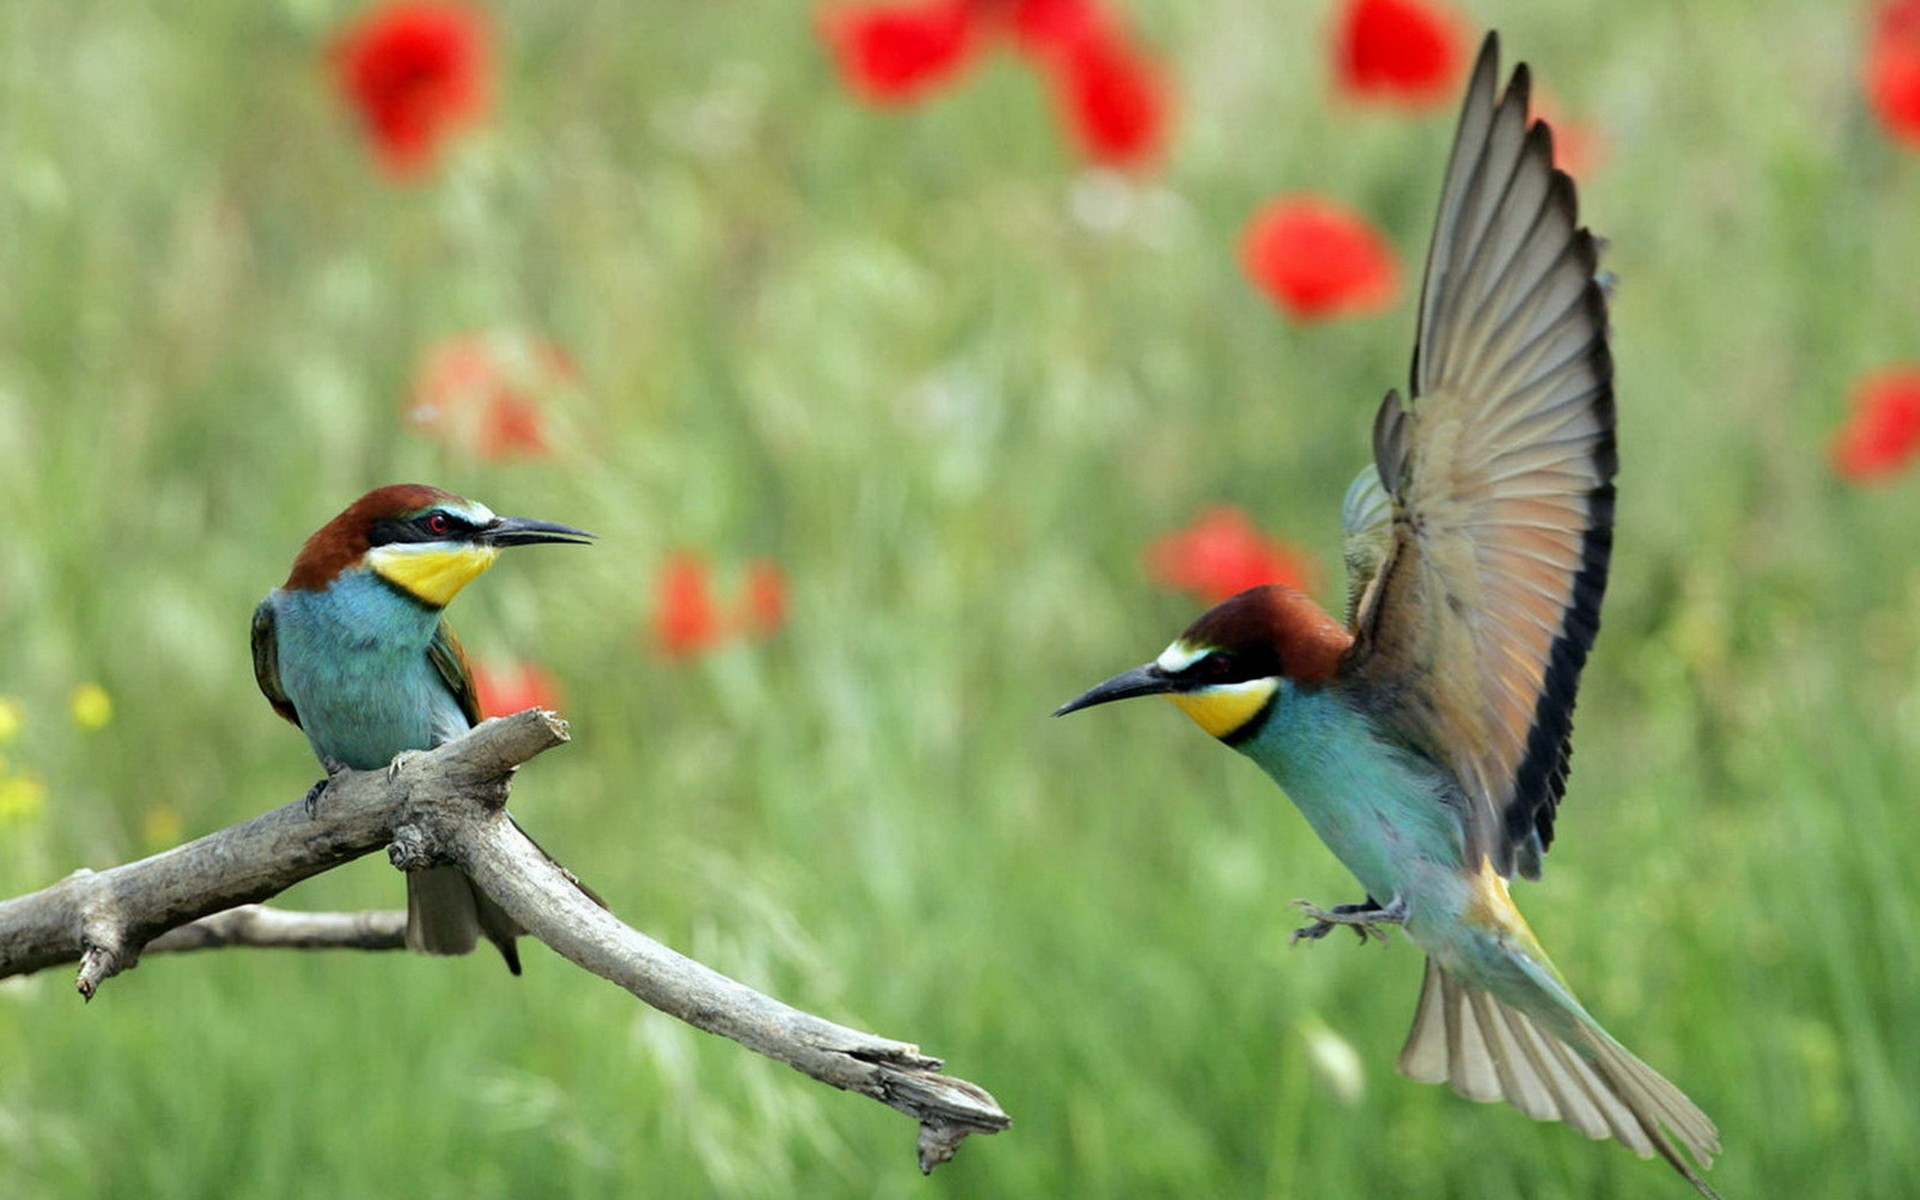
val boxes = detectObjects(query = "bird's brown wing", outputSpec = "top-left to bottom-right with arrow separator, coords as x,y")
250,597 -> 302,728
1344,33 -> 1616,880
426,618 -> 484,729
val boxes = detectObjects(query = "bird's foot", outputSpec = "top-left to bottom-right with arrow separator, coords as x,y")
386,749 -> 425,782
303,757 -> 348,818
1289,895 -> 1406,945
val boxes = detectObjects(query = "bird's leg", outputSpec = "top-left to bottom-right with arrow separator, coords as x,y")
1289,895 -> 1407,945
303,756 -> 348,818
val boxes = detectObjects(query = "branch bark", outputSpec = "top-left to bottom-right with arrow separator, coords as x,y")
146,905 -> 407,954
0,710 -> 1009,1171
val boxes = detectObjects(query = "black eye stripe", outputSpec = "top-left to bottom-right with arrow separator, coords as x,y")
1182,647 -> 1282,686
368,510 -> 476,546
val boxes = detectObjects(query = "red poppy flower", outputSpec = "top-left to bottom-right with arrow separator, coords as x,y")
740,560 -> 790,638
331,3 -> 492,179
1048,27 -> 1170,169
1241,196 -> 1399,321
472,660 -> 563,719
819,0 -> 1174,170
652,553 -> 726,659
1867,1 -> 1920,147
404,332 -> 575,460
1332,0 -> 1465,108
1831,368 -> 1920,482
1003,0 -> 1106,60
818,0 -> 984,106
1145,506 -> 1318,604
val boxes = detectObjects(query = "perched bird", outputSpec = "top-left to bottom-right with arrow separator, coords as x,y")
1057,34 -> 1722,1197
252,484 -> 592,974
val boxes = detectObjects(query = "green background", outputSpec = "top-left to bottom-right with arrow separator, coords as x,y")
2,0 -> 1916,1195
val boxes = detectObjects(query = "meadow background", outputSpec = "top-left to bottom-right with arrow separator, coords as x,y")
3,0 -> 1918,1196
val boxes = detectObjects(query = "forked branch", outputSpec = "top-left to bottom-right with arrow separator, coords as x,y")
0,710 -> 1008,1171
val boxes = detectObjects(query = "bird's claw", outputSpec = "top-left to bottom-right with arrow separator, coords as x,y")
1289,896 -> 1406,946
386,749 -> 424,782
303,757 -> 347,818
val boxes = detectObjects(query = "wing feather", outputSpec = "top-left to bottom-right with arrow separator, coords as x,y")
1344,33 -> 1616,879
250,597 -> 301,728
1341,464 -> 1396,626
427,619 -> 484,729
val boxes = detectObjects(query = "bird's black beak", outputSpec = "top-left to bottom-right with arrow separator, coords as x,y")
484,517 -> 596,547
1053,664 -> 1176,717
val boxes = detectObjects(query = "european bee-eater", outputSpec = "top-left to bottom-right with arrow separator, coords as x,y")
252,483 -> 592,974
1058,35 -> 1722,1197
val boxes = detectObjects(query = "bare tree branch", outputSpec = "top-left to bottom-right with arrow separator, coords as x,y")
0,709 -> 1009,1171
145,905 -> 407,954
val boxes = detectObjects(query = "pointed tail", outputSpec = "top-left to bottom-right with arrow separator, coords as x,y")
1398,956 -> 1723,1198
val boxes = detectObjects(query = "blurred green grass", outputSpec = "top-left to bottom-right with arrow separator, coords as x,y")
2,0 -> 1918,1195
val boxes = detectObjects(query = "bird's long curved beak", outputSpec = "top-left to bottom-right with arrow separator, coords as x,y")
1053,664 -> 1174,716
484,517 -> 596,547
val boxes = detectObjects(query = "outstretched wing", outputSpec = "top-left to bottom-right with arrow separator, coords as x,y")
1344,33 -> 1616,880
250,597 -> 301,727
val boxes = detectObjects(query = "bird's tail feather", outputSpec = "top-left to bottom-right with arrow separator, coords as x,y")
406,866 -> 523,974
1398,956 -> 1722,1198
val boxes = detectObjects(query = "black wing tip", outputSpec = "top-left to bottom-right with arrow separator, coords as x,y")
497,939 -> 524,976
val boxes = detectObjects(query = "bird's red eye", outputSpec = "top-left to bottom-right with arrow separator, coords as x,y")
1197,653 -> 1235,682
426,512 -> 451,536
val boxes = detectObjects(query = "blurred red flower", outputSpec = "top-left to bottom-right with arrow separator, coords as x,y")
1004,0 -> 1106,60
1867,0 -> 1920,147
652,553 -> 790,658
1241,196 -> 1399,321
405,333 -> 576,460
1332,0 -> 1465,108
1532,88 -> 1605,178
1146,507 -> 1318,604
1049,28 -> 1170,168
741,560 -> 790,638
818,0 -> 983,105
472,660 -> 563,719
818,0 -> 1171,169
654,553 -> 725,659
331,2 -> 491,178
1831,368 -> 1920,482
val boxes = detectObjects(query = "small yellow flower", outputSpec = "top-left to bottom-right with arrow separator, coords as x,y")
70,683 -> 112,731
141,806 -> 184,849
0,697 -> 23,744
0,773 -> 46,824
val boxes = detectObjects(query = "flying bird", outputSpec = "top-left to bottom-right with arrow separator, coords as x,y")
1057,34 -> 1722,1196
252,484 -> 592,973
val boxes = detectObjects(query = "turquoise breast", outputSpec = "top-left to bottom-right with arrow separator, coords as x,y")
268,571 -> 470,770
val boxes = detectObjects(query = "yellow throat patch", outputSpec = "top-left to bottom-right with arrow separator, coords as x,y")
1166,678 -> 1277,740
368,543 -> 500,608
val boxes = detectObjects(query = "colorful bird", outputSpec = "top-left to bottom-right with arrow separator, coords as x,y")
252,484 -> 592,973
1057,35 -> 1721,1196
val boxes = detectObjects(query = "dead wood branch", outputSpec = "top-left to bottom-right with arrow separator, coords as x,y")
145,905 -> 407,954
0,709 -> 1008,1171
